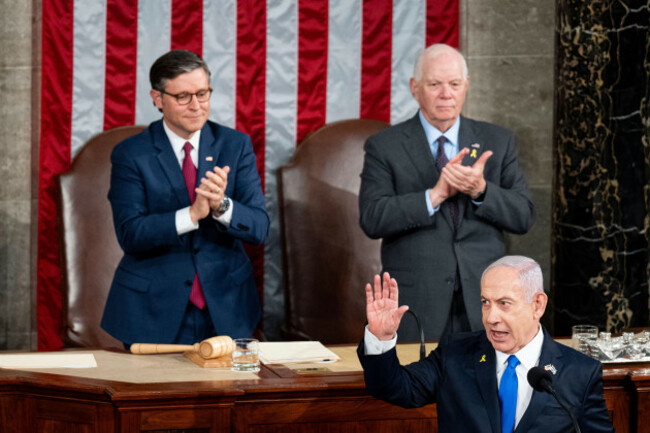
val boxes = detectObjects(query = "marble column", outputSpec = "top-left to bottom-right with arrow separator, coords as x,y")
553,0 -> 650,335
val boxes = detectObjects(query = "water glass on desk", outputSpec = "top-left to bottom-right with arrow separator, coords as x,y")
571,325 -> 598,356
232,338 -> 260,372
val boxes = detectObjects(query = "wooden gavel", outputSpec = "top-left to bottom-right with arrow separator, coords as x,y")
130,335 -> 235,359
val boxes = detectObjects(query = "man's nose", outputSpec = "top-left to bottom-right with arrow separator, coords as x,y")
188,94 -> 201,108
485,307 -> 500,324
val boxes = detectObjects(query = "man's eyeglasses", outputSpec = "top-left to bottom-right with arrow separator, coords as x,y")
160,88 -> 212,105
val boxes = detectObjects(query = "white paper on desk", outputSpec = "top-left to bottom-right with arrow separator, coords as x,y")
0,353 -> 97,369
258,341 -> 340,364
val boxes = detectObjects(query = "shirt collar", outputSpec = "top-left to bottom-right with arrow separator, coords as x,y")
417,110 -> 461,149
495,325 -> 544,373
162,120 -> 201,161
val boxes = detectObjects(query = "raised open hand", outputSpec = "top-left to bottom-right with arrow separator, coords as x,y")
366,272 -> 409,341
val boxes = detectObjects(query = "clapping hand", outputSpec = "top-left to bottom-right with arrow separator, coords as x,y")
366,272 -> 409,341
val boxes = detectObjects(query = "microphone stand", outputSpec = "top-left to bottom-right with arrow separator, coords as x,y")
548,387 -> 582,433
404,310 -> 426,361
528,367 -> 582,433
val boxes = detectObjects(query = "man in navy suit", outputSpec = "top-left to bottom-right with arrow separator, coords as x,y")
101,50 -> 269,346
359,44 -> 534,342
358,256 -> 614,432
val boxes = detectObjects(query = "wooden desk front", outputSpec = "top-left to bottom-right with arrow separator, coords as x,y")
0,344 -> 645,432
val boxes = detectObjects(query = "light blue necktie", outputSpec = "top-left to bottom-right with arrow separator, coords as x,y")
499,355 -> 520,433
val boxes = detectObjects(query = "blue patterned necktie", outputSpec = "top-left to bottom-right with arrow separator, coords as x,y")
499,355 -> 520,433
435,136 -> 459,229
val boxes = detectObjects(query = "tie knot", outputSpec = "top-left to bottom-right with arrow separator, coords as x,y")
183,141 -> 193,154
437,135 -> 447,148
506,355 -> 520,369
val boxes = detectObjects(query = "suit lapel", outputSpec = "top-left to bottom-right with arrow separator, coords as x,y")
399,114 -> 456,230
151,121 -> 190,206
514,329 -> 564,433
454,117 -> 478,230
475,336 -> 501,433
399,114 -> 438,182
197,122 -> 221,183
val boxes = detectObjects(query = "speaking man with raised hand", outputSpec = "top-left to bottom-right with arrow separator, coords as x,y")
358,256 -> 614,433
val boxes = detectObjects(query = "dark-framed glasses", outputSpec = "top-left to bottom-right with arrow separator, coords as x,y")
160,88 -> 212,105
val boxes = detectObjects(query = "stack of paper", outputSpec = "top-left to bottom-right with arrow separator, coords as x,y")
0,353 -> 97,369
259,341 -> 340,364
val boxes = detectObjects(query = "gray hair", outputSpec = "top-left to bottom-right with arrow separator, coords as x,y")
412,43 -> 468,81
481,256 -> 544,302
149,49 -> 211,92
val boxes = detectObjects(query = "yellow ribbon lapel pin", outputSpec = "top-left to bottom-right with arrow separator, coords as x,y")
469,143 -> 480,159
479,354 -> 486,363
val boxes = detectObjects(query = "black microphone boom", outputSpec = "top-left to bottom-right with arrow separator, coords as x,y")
404,310 -> 426,361
527,366 -> 582,433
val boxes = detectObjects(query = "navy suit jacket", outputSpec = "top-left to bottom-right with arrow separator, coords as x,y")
358,329 -> 614,433
101,120 -> 269,344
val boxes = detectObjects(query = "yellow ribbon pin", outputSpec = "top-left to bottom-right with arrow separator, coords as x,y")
470,149 -> 478,158
479,354 -> 486,363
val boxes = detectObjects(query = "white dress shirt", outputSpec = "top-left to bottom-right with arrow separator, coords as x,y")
162,121 -> 233,233
495,325 -> 544,429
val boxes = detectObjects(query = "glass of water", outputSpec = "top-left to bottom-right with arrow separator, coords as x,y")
232,338 -> 260,372
571,325 -> 599,356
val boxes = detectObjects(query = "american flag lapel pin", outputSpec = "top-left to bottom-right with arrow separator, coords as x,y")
544,364 -> 557,375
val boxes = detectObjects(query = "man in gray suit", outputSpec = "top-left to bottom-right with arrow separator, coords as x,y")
359,43 -> 534,342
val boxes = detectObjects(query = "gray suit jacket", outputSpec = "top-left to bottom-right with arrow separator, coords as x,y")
359,114 -> 534,341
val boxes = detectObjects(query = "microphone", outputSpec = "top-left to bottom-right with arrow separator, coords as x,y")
527,367 -> 582,433
404,310 -> 426,361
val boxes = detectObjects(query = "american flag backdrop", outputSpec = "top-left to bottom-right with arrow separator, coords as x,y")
38,0 -> 459,350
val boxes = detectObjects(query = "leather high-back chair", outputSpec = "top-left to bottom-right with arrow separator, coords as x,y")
278,118 -> 390,344
57,125 -> 145,349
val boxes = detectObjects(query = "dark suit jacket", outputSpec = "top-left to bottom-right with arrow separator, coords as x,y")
101,120 -> 269,344
359,114 -> 534,341
358,329 -> 614,433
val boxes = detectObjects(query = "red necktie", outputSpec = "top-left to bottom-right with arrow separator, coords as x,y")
182,142 -> 206,310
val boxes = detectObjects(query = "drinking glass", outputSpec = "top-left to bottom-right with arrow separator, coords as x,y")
232,338 -> 260,372
571,325 -> 598,356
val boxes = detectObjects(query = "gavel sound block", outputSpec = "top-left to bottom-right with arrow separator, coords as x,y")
130,335 -> 236,368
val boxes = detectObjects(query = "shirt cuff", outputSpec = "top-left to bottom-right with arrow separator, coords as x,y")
364,325 -> 398,355
426,190 -> 440,216
176,207 -> 199,235
211,197 -> 233,227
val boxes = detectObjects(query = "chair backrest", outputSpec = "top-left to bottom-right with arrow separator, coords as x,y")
278,119 -> 389,344
57,125 -> 146,349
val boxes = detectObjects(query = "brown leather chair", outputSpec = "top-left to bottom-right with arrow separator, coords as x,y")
57,125 -> 146,349
278,119 -> 390,344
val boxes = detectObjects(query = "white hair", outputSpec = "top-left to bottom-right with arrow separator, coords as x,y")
412,43 -> 469,81
481,256 -> 544,302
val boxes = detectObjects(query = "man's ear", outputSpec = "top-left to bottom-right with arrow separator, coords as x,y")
409,77 -> 418,98
150,89 -> 163,110
532,292 -> 548,320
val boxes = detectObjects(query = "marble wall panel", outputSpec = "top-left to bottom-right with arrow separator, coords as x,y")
464,0 -> 555,57
553,0 -> 650,335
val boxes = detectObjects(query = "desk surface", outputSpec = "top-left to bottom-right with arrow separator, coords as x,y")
0,342 -> 648,433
